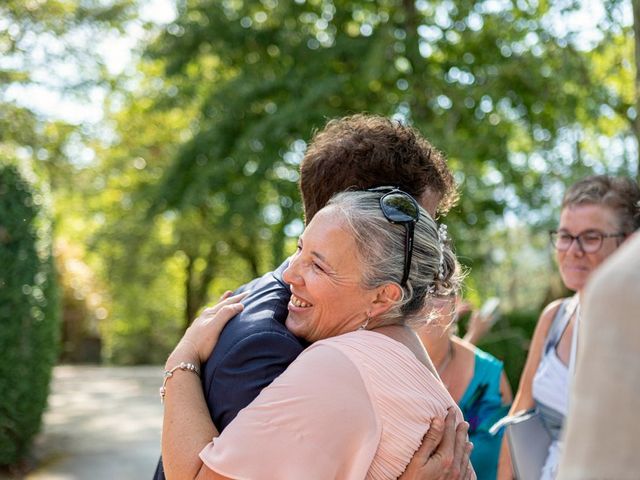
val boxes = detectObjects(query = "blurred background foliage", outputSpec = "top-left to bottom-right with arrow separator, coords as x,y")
1,0 -> 638,380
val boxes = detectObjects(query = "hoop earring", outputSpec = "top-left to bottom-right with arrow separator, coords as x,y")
359,314 -> 371,331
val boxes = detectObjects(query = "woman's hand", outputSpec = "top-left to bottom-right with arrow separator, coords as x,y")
172,291 -> 248,365
400,408 -> 475,480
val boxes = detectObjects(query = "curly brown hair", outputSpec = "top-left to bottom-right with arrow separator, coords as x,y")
299,114 -> 458,223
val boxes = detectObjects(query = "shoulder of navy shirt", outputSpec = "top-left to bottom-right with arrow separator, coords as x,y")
202,259 -> 307,430
153,259 -> 307,480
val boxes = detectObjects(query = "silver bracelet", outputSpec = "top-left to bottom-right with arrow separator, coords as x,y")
159,361 -> 200,404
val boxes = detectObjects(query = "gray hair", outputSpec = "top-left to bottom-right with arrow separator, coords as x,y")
326,190 -> 462,328
562,175 -> 640,233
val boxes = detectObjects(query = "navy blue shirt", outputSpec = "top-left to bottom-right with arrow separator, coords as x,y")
154,260 -> 306,479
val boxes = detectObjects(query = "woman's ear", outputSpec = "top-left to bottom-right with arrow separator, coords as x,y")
369,283 -> 403,318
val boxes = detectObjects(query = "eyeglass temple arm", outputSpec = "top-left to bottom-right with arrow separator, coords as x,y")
400,222 -> 415,286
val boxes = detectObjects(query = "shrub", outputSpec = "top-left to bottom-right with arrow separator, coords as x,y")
463,309 -> 540,391
0,162 -> 60,466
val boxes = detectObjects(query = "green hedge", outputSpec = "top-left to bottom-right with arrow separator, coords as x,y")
462,309 -> 540,392
0,163 -> 60,466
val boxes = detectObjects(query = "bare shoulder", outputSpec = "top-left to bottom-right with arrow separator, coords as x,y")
450,336 -> 477,362
542,297 -> 566,316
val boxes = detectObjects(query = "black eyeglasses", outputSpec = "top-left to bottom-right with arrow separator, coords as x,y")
549,230 -> 626,254
368,187 -> 420,286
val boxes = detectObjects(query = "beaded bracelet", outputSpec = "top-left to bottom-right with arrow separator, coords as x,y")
159,361 -> 200,404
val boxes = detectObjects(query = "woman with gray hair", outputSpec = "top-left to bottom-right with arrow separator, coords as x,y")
499,175 -> 640,480
160,188 -> 473,480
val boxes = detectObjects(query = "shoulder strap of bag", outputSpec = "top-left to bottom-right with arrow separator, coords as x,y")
543,298 -> 572,355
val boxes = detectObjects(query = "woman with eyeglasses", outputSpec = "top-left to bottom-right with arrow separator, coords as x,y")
498,175 -> 640,480
161,189 -> 475,480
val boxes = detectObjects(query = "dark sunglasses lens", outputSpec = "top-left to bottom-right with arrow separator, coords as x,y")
381,193 -> 419,222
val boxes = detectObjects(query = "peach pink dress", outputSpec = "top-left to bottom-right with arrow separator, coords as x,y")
199,330 -> 462,479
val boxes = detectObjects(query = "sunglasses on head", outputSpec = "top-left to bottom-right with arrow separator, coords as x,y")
367,186 -> 420,287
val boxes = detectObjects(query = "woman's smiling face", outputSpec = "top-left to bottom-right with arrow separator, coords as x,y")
282,207 -> 377,343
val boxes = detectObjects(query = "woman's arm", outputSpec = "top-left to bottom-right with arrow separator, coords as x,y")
509,299 -> 563,415
496,299 -> 563,480
162,346 -> 232,480
499,371 -> 513,405
161,294 -> 246,480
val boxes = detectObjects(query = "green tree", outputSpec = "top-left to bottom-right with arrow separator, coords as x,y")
112,0 -> 637,372
0,0 -> 136,163
0,0 -> 138,364
146,0 -> 634,271
33,0 -> 635,365
84,59 -> 275,362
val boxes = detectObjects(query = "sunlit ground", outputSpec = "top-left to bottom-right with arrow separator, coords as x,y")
26,366 -> 163,480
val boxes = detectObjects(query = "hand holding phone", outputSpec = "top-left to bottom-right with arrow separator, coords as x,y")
462,297 -> 501,345
478,297 -> 500,326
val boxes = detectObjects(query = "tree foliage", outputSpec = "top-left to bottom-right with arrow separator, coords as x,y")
147,0 -> 635,267
92,0 -> 634,367
0,0 -> 139,366
83,58 -> 274,362
0,0 -> 136,159
4,0 -> 637,367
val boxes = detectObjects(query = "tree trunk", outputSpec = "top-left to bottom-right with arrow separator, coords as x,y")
230,237 -> 261,279
183,247 -> 219,332
193,245 -> 219,312
402,0 -> 429,120
184,254 -> 195,331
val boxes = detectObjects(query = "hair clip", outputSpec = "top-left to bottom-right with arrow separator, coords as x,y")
437,224 -> 448,280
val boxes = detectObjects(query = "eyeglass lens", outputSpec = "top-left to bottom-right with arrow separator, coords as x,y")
551,231 -> 613,253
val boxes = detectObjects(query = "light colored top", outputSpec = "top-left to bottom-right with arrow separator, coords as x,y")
532,343 -> 570,419
200,330 -> 462,480
558,234 -> 640,479
532,298 -> 578,480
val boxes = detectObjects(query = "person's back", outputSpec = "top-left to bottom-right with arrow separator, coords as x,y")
200,262 -> 306,430
153,263 -> 305,479
198,329 -> 464,479
329,332 -> 463,479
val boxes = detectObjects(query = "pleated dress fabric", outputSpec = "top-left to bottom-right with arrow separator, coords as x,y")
199,330 -> 462,480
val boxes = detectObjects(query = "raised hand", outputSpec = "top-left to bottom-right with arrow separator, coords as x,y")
174,292 -> 248,364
